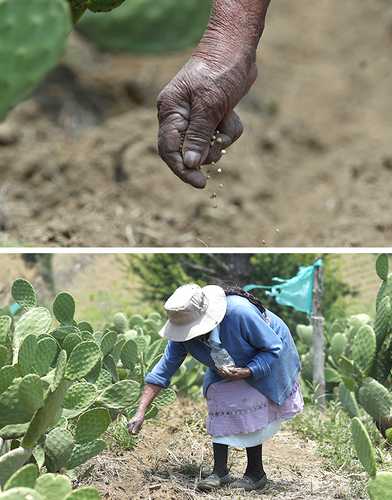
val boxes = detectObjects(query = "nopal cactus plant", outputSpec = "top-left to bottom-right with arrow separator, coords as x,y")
332,255 -> 392,440
0,0 -> 130,121
350,417 -> 392,500
0,279 -> 178,498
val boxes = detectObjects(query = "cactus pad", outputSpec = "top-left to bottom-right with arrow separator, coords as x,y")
3,464 -> 38,491
75,408 -> 111,443
338,383 -> 360,417
63,333 -> 83,356
14,308 -> 52,356
35,473 -> 72,499
0,345 -> 10,369
376,254 -> 389,281
0,316 -> 12,345
0,448 -> 32,488
11,280 -> 37,309
97,380 -> 140,410
18,334 -> 38,376
94,368 -> 112,391
351,417 -> 377,478
0,375 -> 44,427
51,350 -> 67,392
34,336 -> 58,377
351,325 -> 376,374
368,472 -> 392,500
44,427 -> 75,472
64,341 -> 101,381
22,379 -> 71,448
330,332 -> 347,360
0,487 -> 42,499
100,330 -> 117,357
66,439 -> 106,469
103,354 -> 118,382
0,0 -> 72,120
113,313 -> 128,333
374,296 -> 392,349
0,365 -> 20,394
358,378 -> 392,422
53,293 -> 76,324
120,339 -> 138,369
62,382 -> 97,418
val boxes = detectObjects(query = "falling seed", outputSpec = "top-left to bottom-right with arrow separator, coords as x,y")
275,228 -> 280,233
206,175 -> 211,179
262,240 -> 266,245
221,149 -> 227,155
219,183 -> 224,188
212,135 -> 217,141
217,168 -> 222,173
210,192 -> 217,199
216,137 -> 223,144
211,161 -> 216,166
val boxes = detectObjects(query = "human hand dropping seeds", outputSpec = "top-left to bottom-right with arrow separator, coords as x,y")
157,0 -> 271,188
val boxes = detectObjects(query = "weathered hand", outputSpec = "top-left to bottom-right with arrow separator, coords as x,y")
217,366 -> 252,380
157,0 -> 271,188
127,413 -> 145,435
157,52 -> 256,188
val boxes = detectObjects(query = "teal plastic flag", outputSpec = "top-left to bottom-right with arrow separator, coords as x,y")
244,259 -> 322,315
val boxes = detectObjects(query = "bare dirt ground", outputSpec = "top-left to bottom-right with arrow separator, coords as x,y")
1,0 -> 392,247
80,399 -> 358,500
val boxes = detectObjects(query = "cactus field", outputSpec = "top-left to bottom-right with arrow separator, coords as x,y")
0,253 -> 391,499
0,278 -> 180,499
0,0 -> 392,247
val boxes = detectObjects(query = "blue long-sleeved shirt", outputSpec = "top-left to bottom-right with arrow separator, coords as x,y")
145,295 -> 301,405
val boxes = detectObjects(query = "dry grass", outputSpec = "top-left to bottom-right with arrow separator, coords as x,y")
79,398 -> 355,499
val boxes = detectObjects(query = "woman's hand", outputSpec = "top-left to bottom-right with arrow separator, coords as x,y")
217,366 -> 252,380
157,0 -> 271,188
127,412 -> 145,435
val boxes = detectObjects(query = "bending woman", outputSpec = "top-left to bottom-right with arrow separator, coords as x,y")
128,283 -> 303,492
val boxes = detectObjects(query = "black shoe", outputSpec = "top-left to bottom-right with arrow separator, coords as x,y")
197,472 -> 233,491
231,474 -> 268,491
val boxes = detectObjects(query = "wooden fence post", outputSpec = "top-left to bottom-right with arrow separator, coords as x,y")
311,262 -> 326,410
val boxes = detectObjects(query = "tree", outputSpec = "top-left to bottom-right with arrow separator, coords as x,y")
125,254 -> 352,332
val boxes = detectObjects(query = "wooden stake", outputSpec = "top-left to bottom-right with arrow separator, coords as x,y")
311,261 -> 326,410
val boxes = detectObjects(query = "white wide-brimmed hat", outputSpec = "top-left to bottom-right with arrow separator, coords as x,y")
159,284 -> 227,342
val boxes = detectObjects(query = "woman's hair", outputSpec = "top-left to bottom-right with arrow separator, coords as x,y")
224,286 -> 267,318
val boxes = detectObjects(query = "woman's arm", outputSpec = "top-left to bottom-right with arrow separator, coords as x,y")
128,383 -> 162,434
127,340 -> 187,434
157,0 -> 272,188
240,308 -> 283,380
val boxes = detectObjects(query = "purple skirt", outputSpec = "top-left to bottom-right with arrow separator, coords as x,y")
206,379 -> 303,438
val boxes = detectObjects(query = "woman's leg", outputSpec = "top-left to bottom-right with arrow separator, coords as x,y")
213,443 -> 229,477
245,445 -> 265,480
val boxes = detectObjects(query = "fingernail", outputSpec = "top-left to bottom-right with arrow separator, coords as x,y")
184,150 -> 201,169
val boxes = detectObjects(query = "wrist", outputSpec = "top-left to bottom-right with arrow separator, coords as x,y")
196,0 -> 269,58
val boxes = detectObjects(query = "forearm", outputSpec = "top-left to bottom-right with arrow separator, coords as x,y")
136,383 -> 162,415
195,0 -> 271,61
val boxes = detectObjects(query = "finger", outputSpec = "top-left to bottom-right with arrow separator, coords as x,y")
182,101 -> 219,169
203,111 -> 243,165
158,111 -> 207,189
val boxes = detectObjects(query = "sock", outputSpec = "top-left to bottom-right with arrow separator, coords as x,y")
212,443 -> 229,477
245,445 -> 265,481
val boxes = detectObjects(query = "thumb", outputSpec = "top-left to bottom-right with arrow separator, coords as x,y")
182,104 -> 218,169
